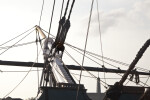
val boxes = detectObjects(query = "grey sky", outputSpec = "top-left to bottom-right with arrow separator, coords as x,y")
0,0 -> 150,99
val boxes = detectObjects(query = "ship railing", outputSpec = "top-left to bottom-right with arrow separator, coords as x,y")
57,83 -> 85,90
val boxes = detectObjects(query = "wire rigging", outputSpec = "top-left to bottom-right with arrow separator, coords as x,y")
60,0 -> 65,19
48,0 -> 56,38
39,26 -> 150,87
70,73 -> 148,79
76,0 -> 94,99
0,26 -> 35,47
65,43 -> 119,69
65,42 -> 150,72
0,41 -> 36,50
3,43 -> 43,98
65,44 -> 150,87
3,67 -> 33,98
96,0 -> 106,86
36,31 -> 40,93
39,0 -> 45,26
64,50 -> 108,87
144,75 -> 150,87
67,0 -> 75,20
0,29 -> 35,56
42,29 -> 149,76
96,0 -> 104,66
0,70 -> 42,73
64,0 -> 70,17
41,27 -> 150,74
66,44 -> 102,66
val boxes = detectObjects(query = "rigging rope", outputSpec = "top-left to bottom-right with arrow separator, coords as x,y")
67,44 -> 102,66
0,70 -> 42,72
64,0 -> 70,17
144,75 -> 150,87
0,41 -> 36,50
117,73 -> 149,87
48,0 -> 56,38
36,32 -> 40,94
0,37 -> 45,50
40,27 -> 150,86
0,26 -> 35,47
65,43 -> 118,69
70,73 -> 148,79
67,0 -> 75,20
39,0 -> 45,26
0,29 -> 35,56
65,42 -> 150,72
64,50 -> 108,88
1,70 -> 147,80
96,0 -> 106,87
39,19 -> 150,74
3,68 -> 33,98
76,0 -> 94,99
65,44 -> 150,87
3,47 -> 42,98
60,0 -> 65,19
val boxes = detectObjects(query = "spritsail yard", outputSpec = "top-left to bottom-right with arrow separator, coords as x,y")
0,0 -> 150,100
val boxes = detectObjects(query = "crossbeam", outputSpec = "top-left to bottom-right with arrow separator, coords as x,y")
0,60 -> 149,75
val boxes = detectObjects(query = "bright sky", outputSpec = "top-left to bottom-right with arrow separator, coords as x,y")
0,0 -> 150,99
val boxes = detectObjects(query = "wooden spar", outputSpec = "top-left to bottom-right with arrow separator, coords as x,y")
67,65 -> 150,75
119,39 -> 150,85
0,60 -> 44,67
0,60 -> 150,75
35,25 -> 46,38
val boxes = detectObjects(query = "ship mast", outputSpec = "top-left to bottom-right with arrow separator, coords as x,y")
104,39 -> 150,100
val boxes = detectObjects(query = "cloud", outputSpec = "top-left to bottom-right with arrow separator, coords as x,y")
79,8 -> 126,36
76,0 -> 150,36
94,9 -> 126,33
128,0 -> 150,25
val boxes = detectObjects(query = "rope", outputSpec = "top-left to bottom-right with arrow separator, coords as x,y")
64,0 -> 70,17
48,0 -> 56,38
77,0 -> 94,99
3,47 -> 42,98
0,70 -> 42,73
65,43 -> 119,69
55,53 -> 108,88
40,27 -> 150,86
64,50 -> 108,88
65,43 -> 150,72
96,0 -> 106,86
0,29 -> 35,56
65,44 -> 149,87
3,68 -> 33,98
0,41 -> 36,50
40,27 -> 150,73
96,0 -> 104,66
39,0 -> 45,26
66,44 -> 102,66
65,43 -> 127,65
68,0 -> 75,20
0,26 -> 35,47
60,0 -> 64,19
117,73 -> 149,87
36,32 -> 40,93
71,73 -> 147,79
144,75 -> 150,87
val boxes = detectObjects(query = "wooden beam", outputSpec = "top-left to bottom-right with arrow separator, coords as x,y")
0,60 -> 149,75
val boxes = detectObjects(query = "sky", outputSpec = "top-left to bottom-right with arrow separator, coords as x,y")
0,0 -> 150,99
